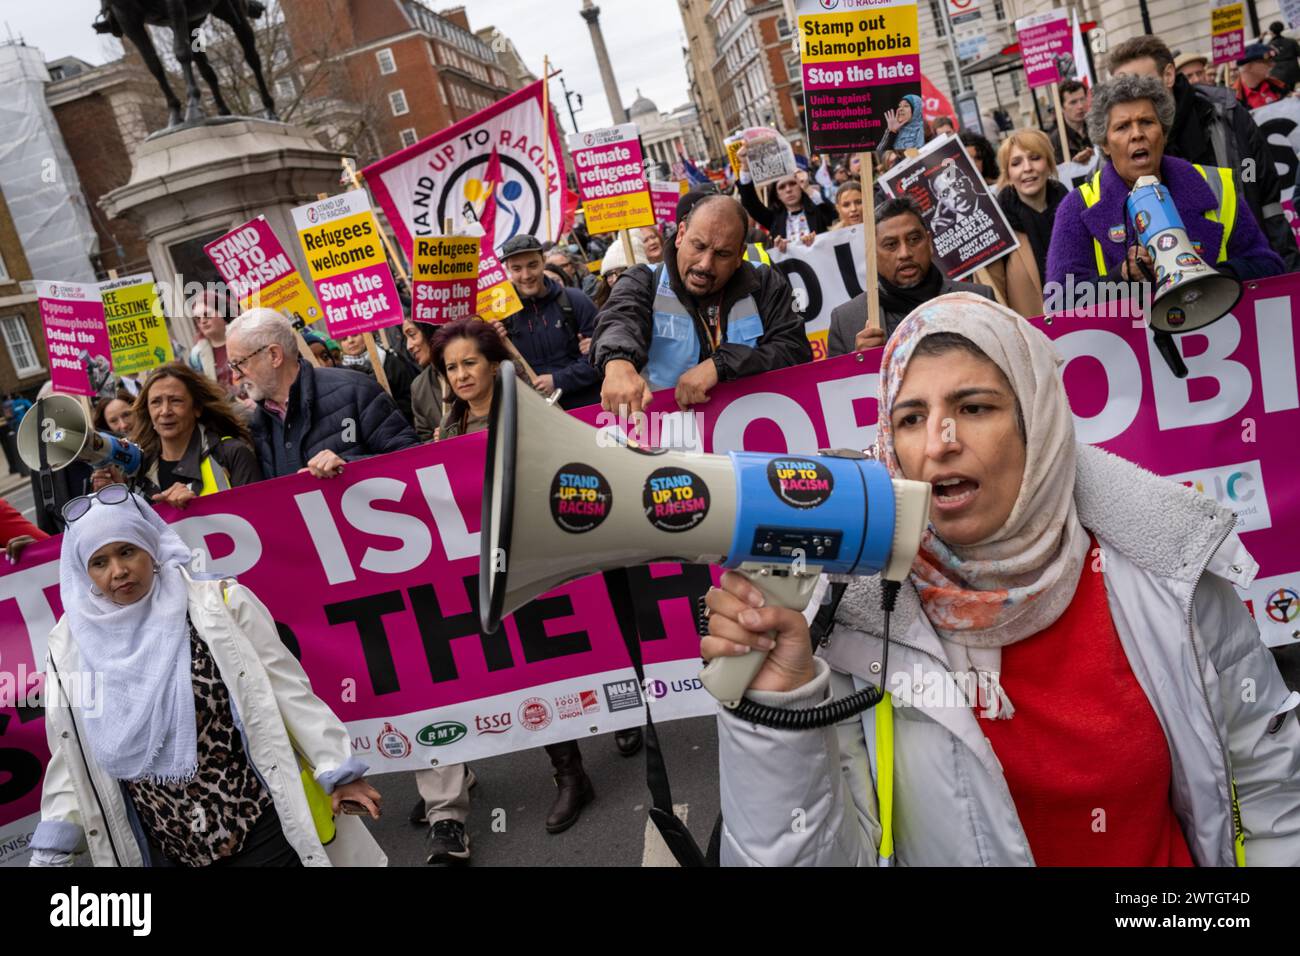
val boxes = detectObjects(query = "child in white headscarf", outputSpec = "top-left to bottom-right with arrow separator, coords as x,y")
29,486 -> 387,867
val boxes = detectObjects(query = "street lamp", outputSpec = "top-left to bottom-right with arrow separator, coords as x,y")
560,74 -> 584,133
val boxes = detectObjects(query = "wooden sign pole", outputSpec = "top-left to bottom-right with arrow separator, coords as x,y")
541,55 -> 555,242
1050,81 -> 1071,164
859,152 -> 882,334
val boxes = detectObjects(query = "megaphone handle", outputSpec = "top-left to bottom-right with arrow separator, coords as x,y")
699,566 -> 821,708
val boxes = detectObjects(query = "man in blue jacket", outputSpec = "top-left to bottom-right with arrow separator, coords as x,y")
500,234 -> 602,410
227,309 -> 418,480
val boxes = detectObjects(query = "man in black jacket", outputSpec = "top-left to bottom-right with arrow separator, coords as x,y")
592,195 -> 811,415
1109,35 -> 1300,271
227,309 -> 418,479
501,234 -> 603,410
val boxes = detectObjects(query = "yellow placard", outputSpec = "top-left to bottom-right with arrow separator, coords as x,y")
725,138 -> 745,176
477,280 -> 523,322
584,191 -> 656,234
101,278 -> 170,375
413,236 -> 482,281
798,7 -> 920,63
297,211 -> 386,281
807,328 -> 829,362
1212,2 -> 1243,33
248,271 -> 324,325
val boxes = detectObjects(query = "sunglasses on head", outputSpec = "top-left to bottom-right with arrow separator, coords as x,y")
62,484 -> 150,524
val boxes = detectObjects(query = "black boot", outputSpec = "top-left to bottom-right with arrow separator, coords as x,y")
544,741 -> 594,833
614,727 -> 643,756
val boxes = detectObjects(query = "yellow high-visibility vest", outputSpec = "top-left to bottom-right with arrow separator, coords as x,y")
742,242 -> 771,265
1077,164 -> 1237,276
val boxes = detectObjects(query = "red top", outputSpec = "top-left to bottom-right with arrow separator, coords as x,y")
0,497 -> 46,546
976,537 -> 1194,866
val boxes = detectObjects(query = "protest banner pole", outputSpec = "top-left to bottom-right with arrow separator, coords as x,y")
859,152 -> 882,333
1050,81 -> 1071,163
342,157 -> 413,284
620,229 -> 636,271
542,55 -> 555,242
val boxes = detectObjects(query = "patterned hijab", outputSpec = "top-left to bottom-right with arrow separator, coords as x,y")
874,293 -> 1089,717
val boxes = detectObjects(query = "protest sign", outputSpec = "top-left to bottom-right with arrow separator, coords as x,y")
35,281 -> 111,397
1211,0 -> 1245,66
768,226 -> 868,361
475,250 -> 523,322
796,0 -> 922,154
650,180 -> 681,226
292,189 -> 404,338
204,216 -> 323,325
363,80 -> 566,259
6,272 -> 1300,863
1014,8 -> 1072,88
725,135 -> 745,177
567,124 -> 655,233
741,127 -> 799,187
1283,0 -> 1300,30
411,236 -> 479,325
1250,98 -> 1300,210
99,273 -> 169,377
878,135 -> 1018,279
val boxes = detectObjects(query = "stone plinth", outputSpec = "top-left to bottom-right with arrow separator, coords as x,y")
101,118 -> 342,351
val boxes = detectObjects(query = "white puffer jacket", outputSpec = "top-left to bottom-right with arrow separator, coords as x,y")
31,570 -> 387,867
717,445 -> 1300,866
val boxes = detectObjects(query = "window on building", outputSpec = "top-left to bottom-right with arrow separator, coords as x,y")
0,316 -> 43,377
0,251 -> 8,283
390,89 -> 410,116
400,128 -> 419,148
993,0 -> 1006,19
376,48 -> 397,75
777,17 -> 792,39
929,0 -> 947,35
274,77 -> 295,101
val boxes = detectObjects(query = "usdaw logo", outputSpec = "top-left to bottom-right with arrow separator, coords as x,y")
1167,460 -> 1272,534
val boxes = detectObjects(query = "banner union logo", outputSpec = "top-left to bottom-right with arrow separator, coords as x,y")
518,697 -> 553,731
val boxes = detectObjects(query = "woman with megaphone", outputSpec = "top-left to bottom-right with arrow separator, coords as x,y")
703,292 -> 1300,866
1046,74 -> 1283,288
27,485 -> 385,866
91,363 -> 261,510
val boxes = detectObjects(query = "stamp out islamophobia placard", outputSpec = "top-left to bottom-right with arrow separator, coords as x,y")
1014,7 -> 1073,89
650,180 -> 681,226
879,135 -> 1019,280
35,280 -> 111,397
568,124 -> 655,233
411,236 -> 480,324
204,216 -> 323,326
99,273 -> 170,376
1211,0 -> 1246,65
292,190 -> 404,338
796,0 -> 921,154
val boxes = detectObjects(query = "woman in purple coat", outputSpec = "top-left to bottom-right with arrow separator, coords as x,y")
1046,74 -> 1284,288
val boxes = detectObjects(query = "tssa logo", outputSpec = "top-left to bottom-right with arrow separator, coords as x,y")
474,712 -> 512,735
643,678 -> 704,699
1168,461 -> 1271,533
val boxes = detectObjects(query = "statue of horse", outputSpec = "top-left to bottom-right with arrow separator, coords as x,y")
94,0 -> 278,128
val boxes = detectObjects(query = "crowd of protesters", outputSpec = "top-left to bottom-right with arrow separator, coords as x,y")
16,25 -> 1300,870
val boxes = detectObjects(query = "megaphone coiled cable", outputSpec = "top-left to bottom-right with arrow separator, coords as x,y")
726,580 -> 900,730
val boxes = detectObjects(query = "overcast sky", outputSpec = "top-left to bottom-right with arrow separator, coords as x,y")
0,0 -> 693,131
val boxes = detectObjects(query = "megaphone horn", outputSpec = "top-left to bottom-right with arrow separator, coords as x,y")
1128,175 -> 1242,336
17,394 -> 142,475
480,363 -> 931,707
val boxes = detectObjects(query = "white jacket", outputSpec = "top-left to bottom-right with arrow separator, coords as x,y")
717,445 -> 1300,866
31,571 -> 387,867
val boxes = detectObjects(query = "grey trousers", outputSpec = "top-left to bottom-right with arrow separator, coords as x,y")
415,764 -> 473,824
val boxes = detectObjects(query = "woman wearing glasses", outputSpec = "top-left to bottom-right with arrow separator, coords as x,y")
28,485 -> 386,867
92,363 -> 261,510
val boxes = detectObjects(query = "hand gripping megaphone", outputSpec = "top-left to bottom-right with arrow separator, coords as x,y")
17,394 -> 142,476
1127,175 -> 1241,376
479,363 -> 931,707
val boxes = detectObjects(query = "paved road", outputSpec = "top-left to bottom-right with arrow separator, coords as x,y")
366,714 -> 720,866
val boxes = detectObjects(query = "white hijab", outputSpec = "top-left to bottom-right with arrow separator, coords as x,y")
59,491 -> 198,784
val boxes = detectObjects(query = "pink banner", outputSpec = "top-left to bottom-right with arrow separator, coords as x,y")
803,54 -> 921,91
35,281 -> 111,397
5,272 -> 1300,861
1016,13 -> 1073,89
650,182 -> 680,227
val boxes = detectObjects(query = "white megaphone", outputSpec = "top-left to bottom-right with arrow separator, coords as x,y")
479,363 -> 931,707
17,394 -> 142,476
1128,175 -> 1241,335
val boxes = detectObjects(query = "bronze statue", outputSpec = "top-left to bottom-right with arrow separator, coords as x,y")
94,0 -> 278,128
